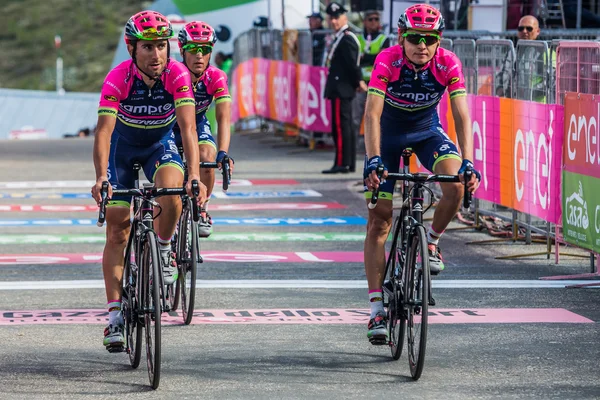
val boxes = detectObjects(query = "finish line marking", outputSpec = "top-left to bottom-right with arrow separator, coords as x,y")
0,216 -> 365,227
0,190 -> 322,200
0,252 -> 364,264
0,179 -> 298,189
0,308 -> 592,325
0,280 -> 598,290
0,202 -> 346,213
0,232 -> 366,245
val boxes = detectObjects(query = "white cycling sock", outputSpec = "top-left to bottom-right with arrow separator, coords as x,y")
427,226 -> 444,245
369,290 -> 385,318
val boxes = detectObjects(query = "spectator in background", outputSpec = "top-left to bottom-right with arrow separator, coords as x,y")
215,52 -> 233,75
354,10 -> 390,144
307,12 -> 326,66
322,2 -> 366,174
496,15 -> 549,102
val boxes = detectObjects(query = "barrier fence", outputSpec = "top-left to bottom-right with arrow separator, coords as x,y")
230,30 -> 600,273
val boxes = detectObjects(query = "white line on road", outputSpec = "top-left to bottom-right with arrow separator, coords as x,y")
0,280 -> 598,290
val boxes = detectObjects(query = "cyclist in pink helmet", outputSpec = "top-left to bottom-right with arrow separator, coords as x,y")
362,3 -> 480,343
174,20 -> 234,238
92,10 -> 205,351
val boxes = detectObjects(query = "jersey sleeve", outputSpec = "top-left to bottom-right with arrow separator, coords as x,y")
98,68 -> 128,118
207,68 -> 232,104
165,61 -> 196,108
367,51 -> 393,99
445,53 -> 467,99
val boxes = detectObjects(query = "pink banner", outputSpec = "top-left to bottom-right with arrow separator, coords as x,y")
268,60 -> 297,125
297,64 -> 332,133
511,100 -> 564,223
470,95 -> 502,204
253,58 -> 270,118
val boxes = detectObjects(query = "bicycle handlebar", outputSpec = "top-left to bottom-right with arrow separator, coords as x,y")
96,179 -> 201,226
368,168 -> 473,210
199,156 -> 231,191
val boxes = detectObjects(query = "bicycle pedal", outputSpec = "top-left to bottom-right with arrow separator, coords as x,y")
106,344 -> 126,353
369,336 -> 388,346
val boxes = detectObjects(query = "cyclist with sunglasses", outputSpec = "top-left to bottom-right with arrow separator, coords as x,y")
91,11 -> 205,351
361,4 -> 480,343
174,21 -> 234,237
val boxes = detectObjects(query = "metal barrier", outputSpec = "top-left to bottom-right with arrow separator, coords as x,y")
453,39 -> 477,94
555,41 -> 600,105
515,40 -> 551,103
476,39 -> 515,97
440,38 -> 453,51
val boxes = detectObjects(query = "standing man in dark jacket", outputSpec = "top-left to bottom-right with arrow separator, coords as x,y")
322,2 -> 366,174
307,12 -> 326,66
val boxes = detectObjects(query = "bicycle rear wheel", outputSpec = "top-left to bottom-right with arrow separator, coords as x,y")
178,200 -> 198,325
123,237 -> 142,368
141,231 -> 162,389
405,224 -> 429,380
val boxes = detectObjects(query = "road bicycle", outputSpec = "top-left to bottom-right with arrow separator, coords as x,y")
97,163 -> 200,389
369,149 -> 472,380
168,148 -> 232,325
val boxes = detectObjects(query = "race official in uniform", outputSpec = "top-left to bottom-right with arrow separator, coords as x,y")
322,2 -> 366,174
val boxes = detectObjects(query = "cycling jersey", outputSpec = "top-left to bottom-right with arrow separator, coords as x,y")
98,59 -> 195,146
368,45 -> 467,132
173,65 -> 231,137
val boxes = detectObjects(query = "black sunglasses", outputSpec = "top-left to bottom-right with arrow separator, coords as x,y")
518,26 -> 534,32
403,33 -> 439,46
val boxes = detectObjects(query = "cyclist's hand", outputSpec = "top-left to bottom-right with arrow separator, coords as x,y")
186,174 -> 207,203
458,159 -> 481,193
363,155 -> 387,190
91,177 -> 111,206
216,150 -> 235,175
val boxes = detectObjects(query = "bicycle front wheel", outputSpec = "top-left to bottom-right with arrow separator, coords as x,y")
178,200 -> 198,325
386,216 -> 405,360
123,236 -> 142,368
141,230 -> 162,389
405,224 -> 430,380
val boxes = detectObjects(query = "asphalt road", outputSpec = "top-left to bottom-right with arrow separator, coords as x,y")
0,134 -> 598,399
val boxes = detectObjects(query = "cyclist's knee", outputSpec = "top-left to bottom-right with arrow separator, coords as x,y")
105,210 -> 130,246
441,182 -> 463,205
155,166 -> 184,188
199,144 -> 216,162
367,202 -> 393,237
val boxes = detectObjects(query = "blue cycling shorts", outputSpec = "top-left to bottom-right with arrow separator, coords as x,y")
107,131 -> 184,207
364,121 -> 461,200
174,115 -> 217,150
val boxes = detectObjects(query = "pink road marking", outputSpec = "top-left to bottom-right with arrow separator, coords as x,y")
0,252 -> 364,265
0,308 -> 592,326
241,179 -> 299,185
0,202 -> 344,213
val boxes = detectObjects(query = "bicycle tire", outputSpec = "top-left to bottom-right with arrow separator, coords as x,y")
169,214 -> 182,312
386,216 -> 405,360
405,224 -> 429,380
123,236 -> 142,368
178,199 -> 198,325
141,230 -> 162,389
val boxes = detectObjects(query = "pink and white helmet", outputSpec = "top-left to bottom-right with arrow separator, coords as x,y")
178,21 -> 217,48
398,4 -> 445,33
124,10 -> 173,44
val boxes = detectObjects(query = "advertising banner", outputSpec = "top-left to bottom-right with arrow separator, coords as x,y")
562,92 -> 600,252
297,64 -> 331,133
